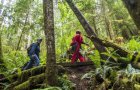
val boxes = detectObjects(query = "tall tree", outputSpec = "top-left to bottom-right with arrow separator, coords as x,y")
106,0 -> 138,39
0,0 -> 6,70
43,0 -> 58,86
101,0 -> 114,40
0,33 -> 4,68
122,0 -> 140,30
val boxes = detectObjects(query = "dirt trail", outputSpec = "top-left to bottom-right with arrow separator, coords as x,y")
66,65 -> 95,90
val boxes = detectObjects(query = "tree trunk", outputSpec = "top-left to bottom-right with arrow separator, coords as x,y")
43,0 -> 58,86
92,17 -> 98,36
0,34 -> 4,70
101,0 -> 114,40
122,29 -> 131,39
16,12 -> 29,51
0,0 -> 6,70
122,0 -> 140,30
65,0 -> 108,61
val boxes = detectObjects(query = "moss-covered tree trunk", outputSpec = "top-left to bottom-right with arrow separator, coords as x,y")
43,0 -> 58,86
65,0 -> 108,61
0,34 -> 4,69
101,0 -> 114,40
122,0 -> 140,30
0,0 -> 6,70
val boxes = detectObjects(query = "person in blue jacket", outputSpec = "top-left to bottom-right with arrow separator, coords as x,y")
23,39 -> 42,70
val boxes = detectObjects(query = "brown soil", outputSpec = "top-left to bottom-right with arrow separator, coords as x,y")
66,65 -> 95,90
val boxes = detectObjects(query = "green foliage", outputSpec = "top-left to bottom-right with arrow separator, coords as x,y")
126,38 -> 140,51
102,47 -> 132,63
3,50 -> 28,69
58,74 -> 75,90
81,71 -> 95,80
88,50 -> 101,68
134,84 -> 140,90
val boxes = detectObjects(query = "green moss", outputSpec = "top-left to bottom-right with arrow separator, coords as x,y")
30,65 -> 46,75
17,66 -> 46,82
134,84 -> 140,90
13,80 -> 30,90
4,81 -> 19,90
13,73 -> 45,90
127,53 -> 133,61
132,74 -> 140,83
108,69 -> 117,83
133,53 -> 140,64
1,65 -> 46,84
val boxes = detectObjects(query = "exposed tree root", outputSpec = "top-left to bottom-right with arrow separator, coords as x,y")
0,64 -> 65,82
0,64 -> 67,90
0,66 -> 46,83
13,73 -> 45,90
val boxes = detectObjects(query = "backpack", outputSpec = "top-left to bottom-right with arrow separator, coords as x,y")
27,43 -> 34,54
71,42 -> 78,52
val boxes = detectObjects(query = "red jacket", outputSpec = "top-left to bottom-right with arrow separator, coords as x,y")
71,34 -> 83,46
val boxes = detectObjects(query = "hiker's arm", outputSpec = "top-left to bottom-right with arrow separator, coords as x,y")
81,37 -> 89,46
29,44 -> 37,55
82,42 -> 89,46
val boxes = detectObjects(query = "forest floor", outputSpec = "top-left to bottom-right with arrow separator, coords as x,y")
1,62 -> 140,90
67,65 -> 95,90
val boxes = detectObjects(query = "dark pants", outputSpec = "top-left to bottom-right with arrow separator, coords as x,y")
23,54 -> 40,70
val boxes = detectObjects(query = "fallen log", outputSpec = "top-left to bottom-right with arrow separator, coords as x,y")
0,66 -> 46,83
87,35 -> 140,69
88,35 -> 129,57
58,61 -> 95,67
5,81 -> 19,90
0,66 -> 64,90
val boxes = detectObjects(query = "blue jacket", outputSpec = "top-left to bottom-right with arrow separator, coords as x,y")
28,43 -> 40,58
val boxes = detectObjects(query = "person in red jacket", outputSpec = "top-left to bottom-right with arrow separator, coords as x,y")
70,31 -> 89,63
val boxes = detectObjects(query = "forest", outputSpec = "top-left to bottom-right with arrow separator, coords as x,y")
0,0 -> 140,90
